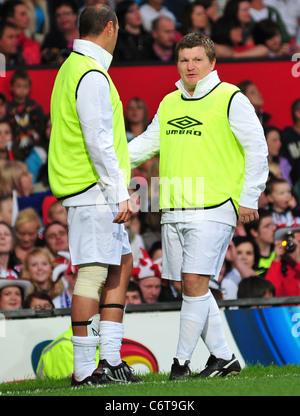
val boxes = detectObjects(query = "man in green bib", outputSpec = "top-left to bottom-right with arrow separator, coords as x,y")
48,5 -> 141,386
129,33 -> 269,379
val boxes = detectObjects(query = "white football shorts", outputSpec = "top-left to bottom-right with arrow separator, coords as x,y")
67,205 -> 131,266
161,221 -> 234,281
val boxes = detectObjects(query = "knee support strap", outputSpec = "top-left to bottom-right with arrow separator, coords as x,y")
73,264 -> 108,301
72,313 -> 100,337
99,303 -> 124,310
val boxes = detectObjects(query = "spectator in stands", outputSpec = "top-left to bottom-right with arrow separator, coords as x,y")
43,221 -> 69,262
249,0 -> 290,44
0,120 -> 14,162
24,0 -> 50,45
264,125 -> 292,183
222,0 -> 253,45
0,93 -> 8,122
237,275 -> 275,301
0,161 -> 34,197
264,0 -> 300,50
148,240 -> 179,302
142,16 -> 176,63
265,126 -> 283,179
198,0 -> 220,25
52,260 -> 77,308
0,221 -> 21,278
211,16 -> 269,58
149,240 -> 162,262
0,160 -> 52,218
114,1 -> 152,63
7,70 -> 44,162
237,79 -> 271,126
42,196 -> 68,227
132,248 -> 162,303
281,98 -> 300,194
23,291 -> 54,310
221,236 -> 260,299
1,0 -> 41,65
125,280 -> 144,304
179,1 -> 211,37
0,275 -> 31,310
265,226 -> 300,296
162,0 -> 190,26
140,211 -> 161,253
139,0 -> 176,33
24,291 -> 53,309
0,197 -> 14,227
13,207 -> 42,264
252,19 -> 291,57
41,0 -> 79,64
244,208 -> 276,275
124,97 -> 150,142
41,195 -> 57,227
33,114 -> 52,193
265,178 -> 300,227
126,213 -> 145,267
0,21 -> 25,66
21,246 -> 65,299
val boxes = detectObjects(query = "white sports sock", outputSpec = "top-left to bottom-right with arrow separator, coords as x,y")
99,320 -> 124,366
201,292 -> 232,360
71,335 -> 100,381
176,292 -> 211,362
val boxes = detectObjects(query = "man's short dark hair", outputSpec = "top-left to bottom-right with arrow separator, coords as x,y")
10,69 -> 32,87
252,19 -> 280,45
53,0 -> 79,14
175,32 -> 216,63
244,208 -> 273,234
0,21 -> 17,39
115,0 -> 135,30
43,220 -> 68,239
0,0 -> 25,19
79,4 -> 117,38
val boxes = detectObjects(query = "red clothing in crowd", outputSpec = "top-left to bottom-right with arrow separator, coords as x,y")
17,33 -> 41,65
265,260 -> 300,296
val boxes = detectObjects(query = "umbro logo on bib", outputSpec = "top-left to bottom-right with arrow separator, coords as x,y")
167,116 -> 202,129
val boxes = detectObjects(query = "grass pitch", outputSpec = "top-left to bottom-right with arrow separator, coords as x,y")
0,365 -> 299,397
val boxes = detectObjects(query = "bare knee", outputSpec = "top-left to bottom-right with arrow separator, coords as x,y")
182,273 -> 210,297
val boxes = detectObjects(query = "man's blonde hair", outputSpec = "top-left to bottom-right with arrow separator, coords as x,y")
14,207 -> 42,231
0,161 -> 28,196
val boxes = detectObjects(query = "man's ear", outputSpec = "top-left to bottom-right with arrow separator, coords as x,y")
250,228 -> 258,239
211,58 -> 216,71
106,20 -> 114,37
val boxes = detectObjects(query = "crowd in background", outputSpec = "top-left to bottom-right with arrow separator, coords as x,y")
0,0 -> 300,314
0,0 -> 300,66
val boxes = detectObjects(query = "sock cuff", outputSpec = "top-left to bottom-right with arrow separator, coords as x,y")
99,321 -> 124,330
71,335 -> 100,346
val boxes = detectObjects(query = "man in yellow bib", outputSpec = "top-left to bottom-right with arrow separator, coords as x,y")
129,33 -> 269,379
48,5 -> 141,386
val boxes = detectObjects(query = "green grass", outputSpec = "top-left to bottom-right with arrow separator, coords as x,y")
1,365 -> 300,397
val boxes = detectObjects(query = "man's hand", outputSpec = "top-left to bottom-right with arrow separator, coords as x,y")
274,240 -> 285,262
113,199 -> 133,224
239,206 -> 259,224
